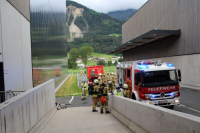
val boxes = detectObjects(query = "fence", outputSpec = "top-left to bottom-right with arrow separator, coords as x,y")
0,90 -> 24,103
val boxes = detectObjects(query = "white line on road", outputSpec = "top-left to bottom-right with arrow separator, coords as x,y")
179,104 -> 200,113
69,96 -> 74,104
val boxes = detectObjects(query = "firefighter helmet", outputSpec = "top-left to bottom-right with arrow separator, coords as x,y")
123,84 -> 128,89
115,84 -> 119,88
108,81 -> 112,84
94,79 -> 99,84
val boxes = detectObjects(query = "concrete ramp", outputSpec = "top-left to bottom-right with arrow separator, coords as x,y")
41,107 -> 133,133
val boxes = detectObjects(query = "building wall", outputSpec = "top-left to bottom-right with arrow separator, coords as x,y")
7,0 -> 30,21
30,0 -> 67,87
0,7 -> 2,62
122,0 -> 200,60
122,0 -> 200,89
0,0 -> 32,91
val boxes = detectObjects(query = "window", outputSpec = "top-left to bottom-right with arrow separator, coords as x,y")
135,72 -> 141,82
127,69 -> 131,78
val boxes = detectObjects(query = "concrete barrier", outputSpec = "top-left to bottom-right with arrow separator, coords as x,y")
108,95 -> 200,133
0,79 -> 55,133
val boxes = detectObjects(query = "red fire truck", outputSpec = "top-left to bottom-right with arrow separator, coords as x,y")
86,65 -> 104,93
116,60 -> 181,109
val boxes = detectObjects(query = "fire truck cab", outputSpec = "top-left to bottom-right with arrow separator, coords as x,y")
117,60 -> 181,109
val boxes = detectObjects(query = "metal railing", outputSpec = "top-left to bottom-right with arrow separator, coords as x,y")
0,90 -> 25,103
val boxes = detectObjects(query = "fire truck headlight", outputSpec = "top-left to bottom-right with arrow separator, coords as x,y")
175,99 -> 180,103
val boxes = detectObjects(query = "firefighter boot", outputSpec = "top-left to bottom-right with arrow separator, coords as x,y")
101,109 -> 104,114
106,111 -> 110,114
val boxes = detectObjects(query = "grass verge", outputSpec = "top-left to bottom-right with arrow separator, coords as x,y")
56,75 -> 82,97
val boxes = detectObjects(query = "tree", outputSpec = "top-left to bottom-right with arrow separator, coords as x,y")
114,61 -> 118,65
79,46 -> 93,67
69,48 -> 79,69
118,58 -> 123,62
107,61 -> 112,66
97,60 -> 106,66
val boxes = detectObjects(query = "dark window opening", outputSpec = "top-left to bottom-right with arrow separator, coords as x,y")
135,72 -> 141,83
127,69 -> 131,78
0,63 -> 5,103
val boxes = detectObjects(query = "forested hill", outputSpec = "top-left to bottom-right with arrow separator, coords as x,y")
66,1 -> 123,54
107,9 -> 137,21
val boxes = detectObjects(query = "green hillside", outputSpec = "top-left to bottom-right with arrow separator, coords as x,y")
107,9 -> 137,21
66,1 -> 123,35
66,1 -> 123,54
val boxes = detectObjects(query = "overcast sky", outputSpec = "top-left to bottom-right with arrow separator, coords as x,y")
70,0 -> 148,13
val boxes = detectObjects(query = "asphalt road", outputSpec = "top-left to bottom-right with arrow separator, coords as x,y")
174,87 -> 200,117
57,75 -> 200,117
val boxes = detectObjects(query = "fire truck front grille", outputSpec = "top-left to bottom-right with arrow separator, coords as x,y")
150,92 -> 174,100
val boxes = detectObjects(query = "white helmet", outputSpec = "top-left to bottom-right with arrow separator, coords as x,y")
99,73 -> 102,76
115,84 -> 119,88
94,79 -> 99,84
123,84 -> 128,89
109,81 -> 112,84
82,79 -> 85,82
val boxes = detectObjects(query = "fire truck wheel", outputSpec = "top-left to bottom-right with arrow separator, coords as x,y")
168,105 -> 174,109
131,93 -> 136,100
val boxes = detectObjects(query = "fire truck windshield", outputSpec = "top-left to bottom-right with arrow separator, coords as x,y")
141,70 -> 178,87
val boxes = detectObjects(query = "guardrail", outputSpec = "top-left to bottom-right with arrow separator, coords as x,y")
108,94 -> 200,133
0,90 -> 25,103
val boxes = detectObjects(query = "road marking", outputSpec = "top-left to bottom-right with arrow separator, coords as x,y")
179,104 -> 200,113
69,96 -> 74,104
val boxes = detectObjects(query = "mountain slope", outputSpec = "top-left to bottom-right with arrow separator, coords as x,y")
107,9 -> 137,21
66,1 -> 123,40
66,1 -> 123,54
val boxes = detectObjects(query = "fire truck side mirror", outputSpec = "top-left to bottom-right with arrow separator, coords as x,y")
178,70 -> 181,77
178,78 -> 181,82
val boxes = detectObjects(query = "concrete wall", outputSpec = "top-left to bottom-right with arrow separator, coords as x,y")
0,0 -> 33,91
108,95 -> 200,133
0,79 -> 55,133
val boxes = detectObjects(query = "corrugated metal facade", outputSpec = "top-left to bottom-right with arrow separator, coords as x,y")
122,0 -> 200,61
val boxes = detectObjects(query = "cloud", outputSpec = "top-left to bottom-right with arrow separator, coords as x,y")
70,0 -> 148,13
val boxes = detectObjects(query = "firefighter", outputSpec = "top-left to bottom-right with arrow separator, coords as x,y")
102,74 -> 106,85
123,84 -> 128,98
80,70 -> 82,76
107,81 -> 114,94
99,85 -> 110,114
97,79 -> 106,107
111,76 -> 115,84
114,84 -> 123,96
106,73 -> 110,83
98,73 -> 102,80
81,80 -> 87,100
98,77 -> 102,85
114,73 -> 117,82
92,79 -> 99,112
